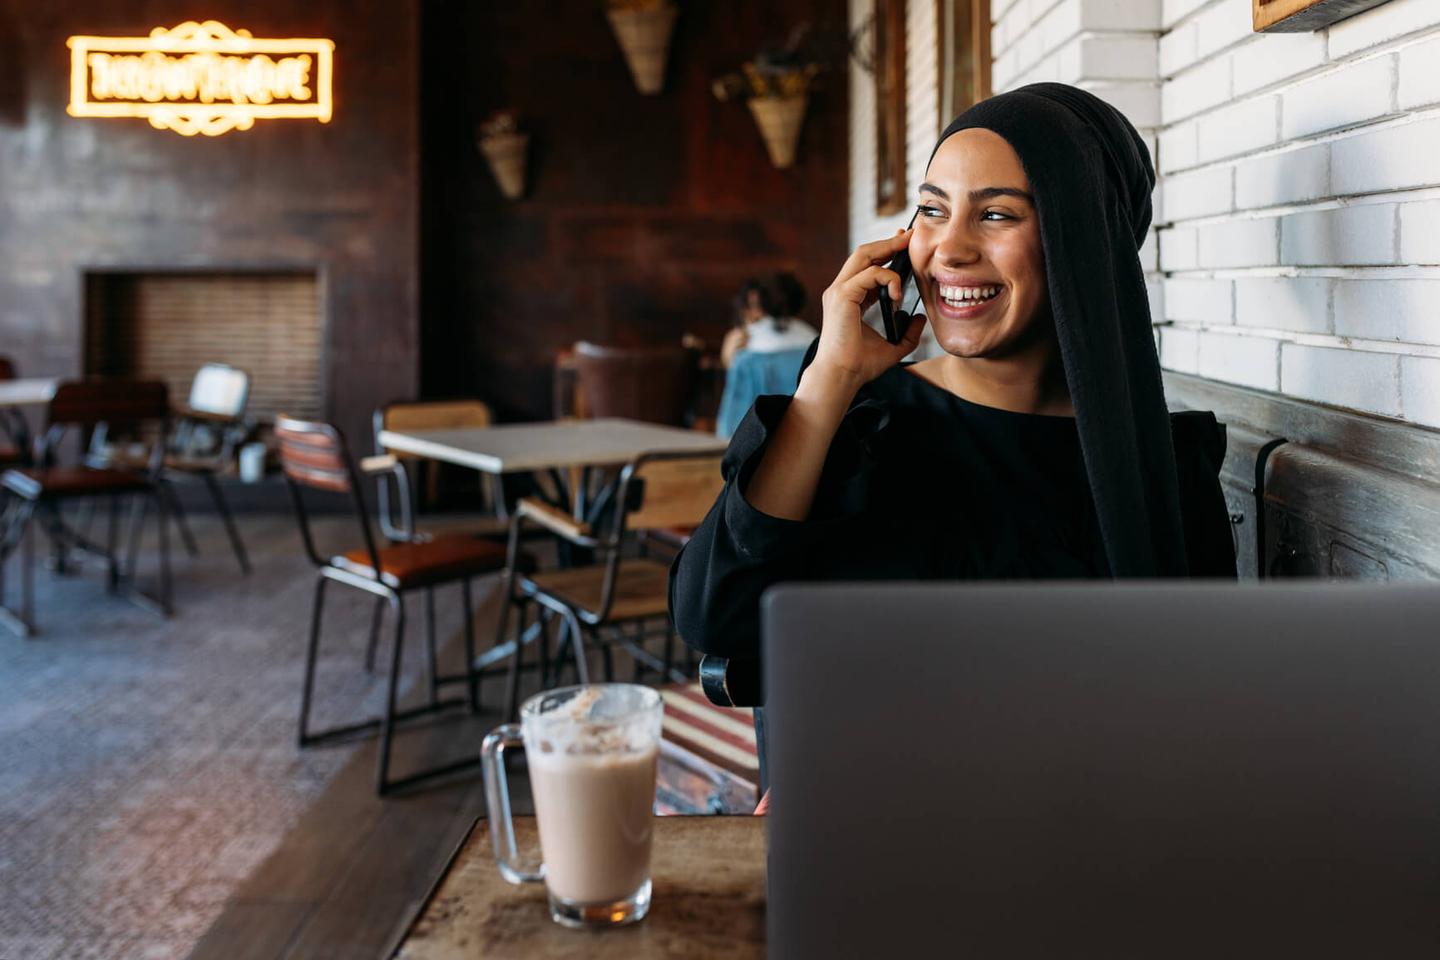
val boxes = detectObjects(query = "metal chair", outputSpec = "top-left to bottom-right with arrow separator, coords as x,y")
275,414 -> 511,796
494,450 -> 725,719
0,380 -> 172,636
373,399 -> 508,542
89,363 -> 252,573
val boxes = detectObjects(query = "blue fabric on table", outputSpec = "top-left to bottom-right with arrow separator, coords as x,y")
715,347 -> 808,439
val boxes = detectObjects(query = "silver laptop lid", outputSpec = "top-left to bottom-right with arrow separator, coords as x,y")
763,582 -> 1440,958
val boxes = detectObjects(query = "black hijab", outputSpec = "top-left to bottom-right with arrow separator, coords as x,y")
930,83 -> 1187,577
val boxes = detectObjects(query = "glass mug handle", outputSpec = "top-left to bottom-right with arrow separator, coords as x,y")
481,723 -> 545,885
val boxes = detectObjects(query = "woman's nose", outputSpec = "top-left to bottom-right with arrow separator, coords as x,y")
933,222 -> 981,265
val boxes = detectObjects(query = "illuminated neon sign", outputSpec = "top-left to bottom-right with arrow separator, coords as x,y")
67,20 -> 334,136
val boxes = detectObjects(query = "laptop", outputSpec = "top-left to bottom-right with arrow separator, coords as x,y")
763,582 -> 1440,958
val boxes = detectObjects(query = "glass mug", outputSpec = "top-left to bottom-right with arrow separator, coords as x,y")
482,684 -> 663,929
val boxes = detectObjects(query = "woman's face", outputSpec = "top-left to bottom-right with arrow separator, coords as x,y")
909,128 -> 1050,359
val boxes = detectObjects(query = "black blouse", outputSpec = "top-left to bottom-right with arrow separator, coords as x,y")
669,360 -> 1237,662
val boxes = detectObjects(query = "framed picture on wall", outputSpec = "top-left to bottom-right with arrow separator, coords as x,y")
874,0 -> 907,217
1253,0 -> 1392,32
937,0 -> 991,125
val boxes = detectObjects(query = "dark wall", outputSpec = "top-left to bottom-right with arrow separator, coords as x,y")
0,0 -> 419,448
421,0 -> 850,420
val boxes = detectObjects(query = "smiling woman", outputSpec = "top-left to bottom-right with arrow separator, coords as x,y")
668,83 -> 1239,674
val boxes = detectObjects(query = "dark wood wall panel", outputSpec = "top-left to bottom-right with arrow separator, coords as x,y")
421,0 -> 851,420
0,0 -> 418,448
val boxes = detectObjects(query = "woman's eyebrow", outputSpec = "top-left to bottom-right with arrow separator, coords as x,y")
918,183 -> 1034,204
970,186 -> 1033,203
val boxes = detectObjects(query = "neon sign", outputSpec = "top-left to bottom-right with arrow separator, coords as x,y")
67,21 -> 334,137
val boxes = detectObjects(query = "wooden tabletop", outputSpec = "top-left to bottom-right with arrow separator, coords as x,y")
378,418 -> 727,474
392,815 -> 766,959
0,378 -> 58,408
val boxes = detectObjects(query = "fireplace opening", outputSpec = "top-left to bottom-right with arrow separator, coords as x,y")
84,270 -> 323,422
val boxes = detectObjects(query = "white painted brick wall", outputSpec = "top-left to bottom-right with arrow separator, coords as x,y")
1198,330 -> 1279,390
1281,343 -> 1401,416
1234,277 -> 1331,333
1334,280 -> 1440,345
1328,0 -> 1437,59
1399,200 -> 1440,265
1280,204 -> 1397,267
1159,325 -> 1200,373
1198,217 -> 1279,269
1401,355 -> 1440,428
1234,143 -> 1329,209
1231,32 -> 1326,97
1332,117 -> 1440,196
1154,0 -> 1440,426
1164,276 -> 1233,324
1280,56 -> 1396,140
1398,34 -> 1440,109
1194,95 -> 1278,165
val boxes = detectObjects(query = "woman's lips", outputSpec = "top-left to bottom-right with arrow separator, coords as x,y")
932,287 -> 1006,320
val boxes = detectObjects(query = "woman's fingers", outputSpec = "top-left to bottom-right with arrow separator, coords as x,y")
836,264 -> 903,306
835,229 -> 912,282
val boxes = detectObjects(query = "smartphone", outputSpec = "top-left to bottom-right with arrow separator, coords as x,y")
878,209 -> 919,344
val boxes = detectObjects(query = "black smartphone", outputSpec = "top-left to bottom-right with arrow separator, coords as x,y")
878,209 -> 919,344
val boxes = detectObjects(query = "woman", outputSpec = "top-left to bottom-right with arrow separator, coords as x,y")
720,275 -> 820,368
670,83 -> 1236,668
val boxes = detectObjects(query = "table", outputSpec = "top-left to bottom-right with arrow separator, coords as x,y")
0,378 -> 58,408
377,418 -> 727,476
391,815 -> 766,959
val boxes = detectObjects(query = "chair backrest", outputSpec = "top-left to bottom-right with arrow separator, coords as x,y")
378,399 -> 492,441
572,342 -> 698,427
274,414 -> 353,494
188,363 -> 250,418
619,452 -> 726,534
0,356 -> 14,381
48,380 -> 168,430
275,414 -> 385,573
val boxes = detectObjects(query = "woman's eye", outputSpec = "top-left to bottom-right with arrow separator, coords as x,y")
915,204 -> 946,219
981,209 -> 1013,222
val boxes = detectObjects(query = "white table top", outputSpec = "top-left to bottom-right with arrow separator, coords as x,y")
378,418 -> 728,474
0,379 -> 59,408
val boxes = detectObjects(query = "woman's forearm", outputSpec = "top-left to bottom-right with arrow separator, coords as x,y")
743,364 -> 861,521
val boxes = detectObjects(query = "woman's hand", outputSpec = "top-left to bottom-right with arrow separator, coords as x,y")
809,229 -> 927,396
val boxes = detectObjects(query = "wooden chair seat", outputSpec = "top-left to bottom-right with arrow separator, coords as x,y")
332,534 -> 509,589
522,556 -> 672,621
1,466 -> 151,500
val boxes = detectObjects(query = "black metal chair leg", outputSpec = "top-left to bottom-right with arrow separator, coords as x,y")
538,608 -> 552,689
298,576 -> 329,746
22,505 -> 35,632
163,479 -> 199,558
124,493 -> 149,580
563,608 -> 591,685
664,622 -> 676,679
204,472 -> 250,574
504,599 -> 529,722
600,637 -> 614,682
364,596 -> 385,672
461,578 -> 479,713
105,495 -> 121,593
377,592 -> 406,795
425,586 -> 439,705
156,489 -> 172,614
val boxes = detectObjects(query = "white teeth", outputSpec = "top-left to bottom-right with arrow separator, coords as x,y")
938,284 -> 1001,304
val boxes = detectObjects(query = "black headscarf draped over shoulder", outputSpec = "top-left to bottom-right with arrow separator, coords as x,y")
933,82 -> 1187,577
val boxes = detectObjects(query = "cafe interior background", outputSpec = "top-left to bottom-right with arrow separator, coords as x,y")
2,0 -> 1440,956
